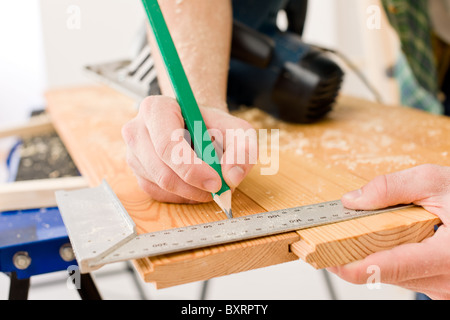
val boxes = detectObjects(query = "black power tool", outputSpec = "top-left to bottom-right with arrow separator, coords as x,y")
85,1 -> 344,124
227,4 -> 344,123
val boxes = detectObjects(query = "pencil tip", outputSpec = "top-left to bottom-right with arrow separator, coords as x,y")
225,208 -> 233,219
213,190 -> 233,219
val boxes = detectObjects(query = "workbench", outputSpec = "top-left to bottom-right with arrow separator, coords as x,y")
45,86 -> 446,289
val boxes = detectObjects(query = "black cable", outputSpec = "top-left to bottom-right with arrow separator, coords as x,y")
313,45 -> 384,104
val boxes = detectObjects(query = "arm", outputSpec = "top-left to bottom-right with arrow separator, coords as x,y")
122,0 -> 257,204
148,0 -> 232,111
328,164 -> 450,300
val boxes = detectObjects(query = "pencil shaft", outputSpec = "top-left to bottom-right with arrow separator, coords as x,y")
141,0 -> 230,197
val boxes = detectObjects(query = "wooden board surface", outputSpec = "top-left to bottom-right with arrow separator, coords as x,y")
0,177 -> 88,212
0,113 -> 54,139
45,86 -> 445,288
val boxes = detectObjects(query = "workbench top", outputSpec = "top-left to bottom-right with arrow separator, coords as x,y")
45,86 -> 446,288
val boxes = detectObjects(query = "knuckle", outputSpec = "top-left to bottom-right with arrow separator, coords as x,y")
156,170 -> 177,192
179,164 -> 196,183
415,164 -> 449,193
154,140 -> 175,162
387,261 -> 402,284
125,151 -> 138,169
416,164 -> 441,179
244,135 -> 259,164
139,96 -> 157,115
140,96 -> 180,118
195,191 -> 214,203
226,125 -> 258,165
121,121 -> 137,146
137,178 -> 156,196
240,119 -> 255,131
137,179 -> 171,203
372,174 -> 390,200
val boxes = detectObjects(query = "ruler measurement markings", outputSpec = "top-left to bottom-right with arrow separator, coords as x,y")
93,200 -> 414,267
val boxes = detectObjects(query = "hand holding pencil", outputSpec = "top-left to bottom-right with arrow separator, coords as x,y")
122,95 -> 256,206
122,0 -> 257,216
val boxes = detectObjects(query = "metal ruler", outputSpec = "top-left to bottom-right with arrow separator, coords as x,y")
55,181 -> 413,273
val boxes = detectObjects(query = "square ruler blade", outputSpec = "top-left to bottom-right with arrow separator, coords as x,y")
55,180 -> 413,273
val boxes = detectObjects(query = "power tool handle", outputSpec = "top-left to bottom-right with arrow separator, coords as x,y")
231,21 -> 275,69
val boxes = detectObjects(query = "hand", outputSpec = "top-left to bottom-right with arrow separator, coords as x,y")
121,96 -> 257,204
327,164 -> 450,300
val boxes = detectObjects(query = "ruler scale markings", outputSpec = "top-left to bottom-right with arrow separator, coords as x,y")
56,181 -> 414,272
93,200 -> 414,267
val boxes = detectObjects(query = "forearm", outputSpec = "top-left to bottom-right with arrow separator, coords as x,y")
148,0 -> 232,111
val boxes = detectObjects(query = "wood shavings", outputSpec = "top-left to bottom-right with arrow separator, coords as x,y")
320,130 -> 350,151
333,155 -> 417,172
401,143 -> 416,152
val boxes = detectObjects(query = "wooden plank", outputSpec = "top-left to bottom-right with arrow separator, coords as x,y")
234,104 -> 444,270
45,86 -> 445,288
0,113 -> 54,139
45,86 -> 306,288
290,207 -> 438,269
0,176 -> 89,212
134,232 -> 300,289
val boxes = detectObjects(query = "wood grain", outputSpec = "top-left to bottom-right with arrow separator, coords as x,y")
45,86 -> 445,288
134,232 -> 300,288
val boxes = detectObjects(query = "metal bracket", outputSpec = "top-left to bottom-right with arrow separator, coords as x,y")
84,45 -> 160,102
55,181 -> 136,273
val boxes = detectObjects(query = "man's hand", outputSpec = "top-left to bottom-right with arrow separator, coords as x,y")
122,96 -> 257,204
328,164 -> 450,300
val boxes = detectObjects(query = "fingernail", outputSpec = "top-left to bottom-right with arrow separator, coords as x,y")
342,189 -> 362,201
227,166 -> 245,188
203,179 -> 221,193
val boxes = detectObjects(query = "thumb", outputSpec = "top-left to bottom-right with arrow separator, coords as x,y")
220,124 -> 258,189
341,164 -> 450,210
202,107 -> 258,189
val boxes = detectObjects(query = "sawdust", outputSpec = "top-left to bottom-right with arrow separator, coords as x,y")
332,155 -> 417,172
233,106 -> 421,173
428,129 -> 442,137
401,142 -> 416,152
320,130 -> 350,151
234,107 -> 312,155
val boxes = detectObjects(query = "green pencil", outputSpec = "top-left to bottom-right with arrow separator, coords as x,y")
141,0 -> 232,218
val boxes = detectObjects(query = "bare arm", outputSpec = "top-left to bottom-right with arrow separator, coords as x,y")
148,0 -> 232,111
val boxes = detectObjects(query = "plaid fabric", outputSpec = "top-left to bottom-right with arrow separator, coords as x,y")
393,51 -> 443,114
382,0 -> 444,114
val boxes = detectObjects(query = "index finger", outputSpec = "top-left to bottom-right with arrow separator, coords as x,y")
140,96 -> 222,193
327,229 -> 449,285
341,165 -> 450,209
